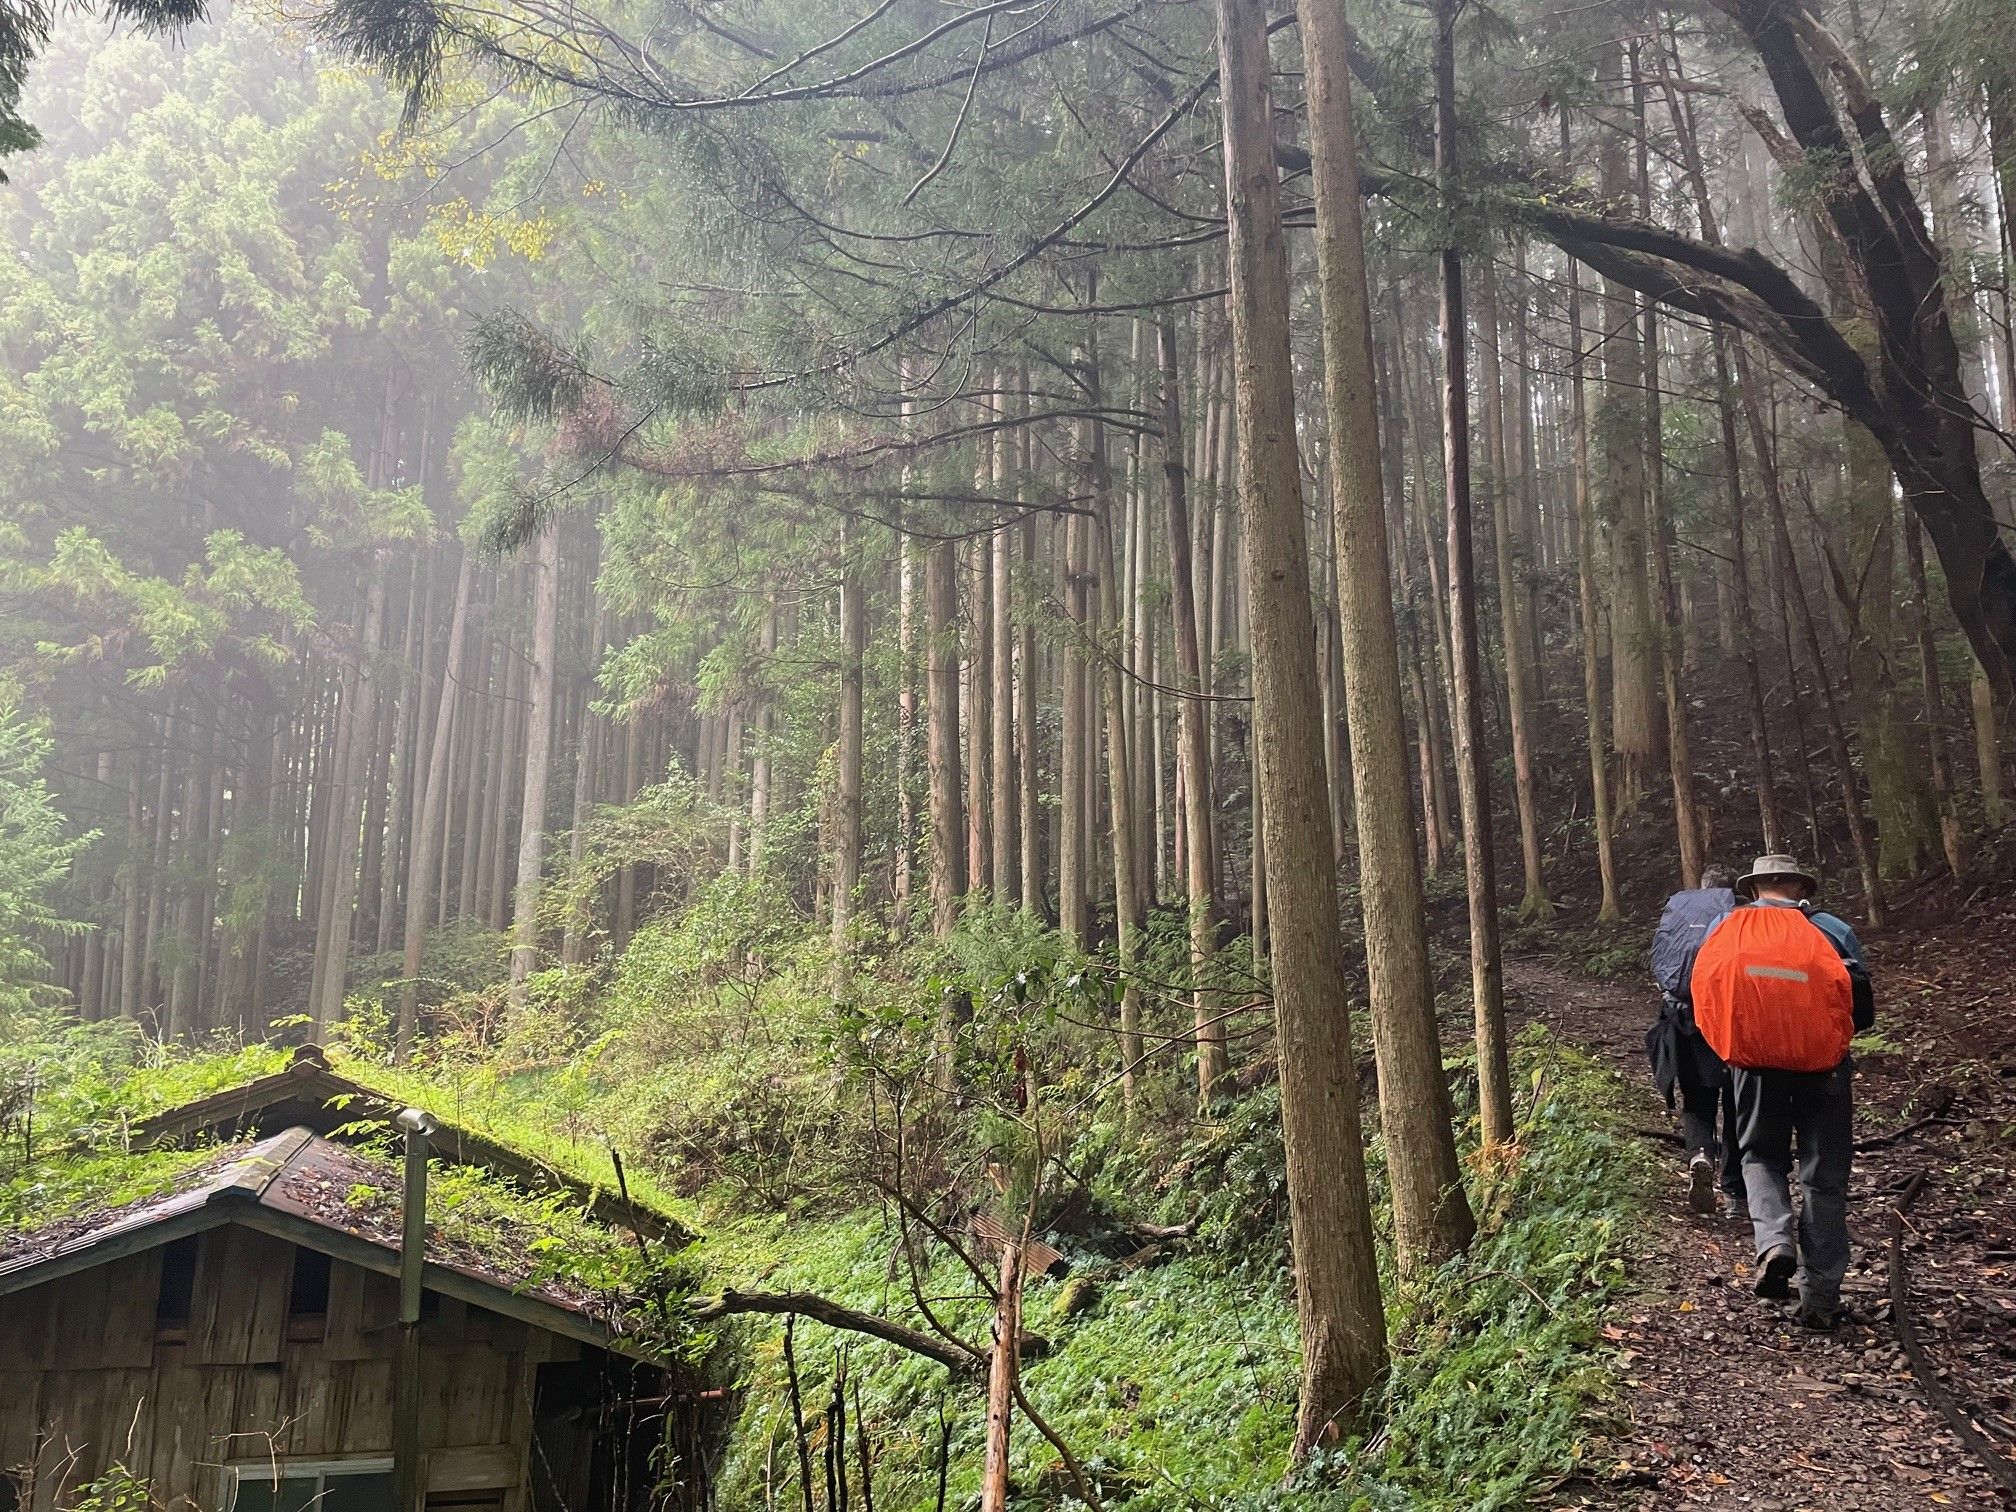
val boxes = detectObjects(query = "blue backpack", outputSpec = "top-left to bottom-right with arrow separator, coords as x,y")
1650,887 -> 1736,1000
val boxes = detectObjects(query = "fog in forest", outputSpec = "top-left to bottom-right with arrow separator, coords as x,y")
1,0 -> 2014,1505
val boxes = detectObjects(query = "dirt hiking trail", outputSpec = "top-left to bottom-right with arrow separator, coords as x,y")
1504,949 -> 2016,1511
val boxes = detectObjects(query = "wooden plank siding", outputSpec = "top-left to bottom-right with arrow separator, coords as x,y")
0,1231 -> 551,1510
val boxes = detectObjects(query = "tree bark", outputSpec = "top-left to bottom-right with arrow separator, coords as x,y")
1298,0 -> 1475,1257
1087,335 -> 1146,1107
991,475 -> 1017,901
1433,0 -> 1513,1152
834,516 -> 868,952
1656,55 -> 1784,851
508,519 -> 562,1005
1903,508 -> 1968,877
1157,315 -> 1228,1105
1476,258 -> 1550,923
925,534 -> 965,937
979,1243 -> 1022,1512
1595,36 -> 1663,805
1566,203 -> 1623,924
1017,460 -> 1043,914
397,549 -> 474,1057
1058,502 -> 1088,944
1223,0 -> 1389,1450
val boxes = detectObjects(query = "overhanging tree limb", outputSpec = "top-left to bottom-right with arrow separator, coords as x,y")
689,1288 -> 984,1372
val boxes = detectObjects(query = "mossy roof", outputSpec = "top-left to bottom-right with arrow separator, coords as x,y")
0,1125 -> 670,1360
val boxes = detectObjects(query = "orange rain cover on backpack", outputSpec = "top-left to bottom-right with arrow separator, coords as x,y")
1692,906 -> 1855,1072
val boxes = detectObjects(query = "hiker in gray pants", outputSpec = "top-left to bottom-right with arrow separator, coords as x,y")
1720,857 -> 1875,1330
1732,1059 -> 1856,1318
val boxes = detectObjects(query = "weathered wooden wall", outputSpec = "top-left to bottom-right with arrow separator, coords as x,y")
0,1226 -> 575,1512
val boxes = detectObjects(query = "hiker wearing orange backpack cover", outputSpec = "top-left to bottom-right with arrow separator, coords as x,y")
1689,855 -> 1875,1332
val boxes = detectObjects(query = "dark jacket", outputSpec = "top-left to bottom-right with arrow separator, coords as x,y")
1646,887 -> 1737,1108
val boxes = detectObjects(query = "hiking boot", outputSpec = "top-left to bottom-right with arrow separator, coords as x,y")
1721,1192 -> 1750,1222
1796,1292 -> 1840,1331
1754,1245 -> 1796,1299
1688,1153 -> 1716,1215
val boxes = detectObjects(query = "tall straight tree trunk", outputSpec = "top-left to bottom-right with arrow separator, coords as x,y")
1762,479 -> 1886,923
1566,208 -> 1623,923
1432,1 -> 1513,1152
486,638 -> 526,933
560,592 -> 606,969
1720,339 -> 1784,852
1624,54 -> 1707,885
614,704 -> 643,948
991,511 -> 1017,901
397,549 -> 474,1057
1222,0 -> 1388,1450
1158,315 -> 1227,1104
141,711 -> 173,1016
1476,257 -> 1550,920
1657,58 -> 1784,850
833,517 -> 867,953
1078,318 -> 1146,1101
1394,302 -> 1462,857
896,527 -> 919,910
508,519 -> 562,1006
377,556 -> 431,956
118,753 -> 145,1021
166,723 -> 211,1037
925,535 -> 965,938
1510,241 -> 1547,691
470,626 -> 509,925
1095,485 -> 1146,1108
966,427 -> 993,891
1017,463 -> 1043,914
1733,347 -> 1882,912
1378,333 -> 1453,874
1298,0 -> 1475,1257
358,564 -> 411,948
312,567 -> 388,1029
456,630 -> 491,922
1904,509 -> 1967,877
1975,672 -> 2007,826
1641,299 -> 1706,886
749,600 -> 778,873
1058,505 -> 1089,944
1596,36 -> 1662,803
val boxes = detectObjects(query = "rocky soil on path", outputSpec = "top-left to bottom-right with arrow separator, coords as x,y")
1503,892 -> 2016,1512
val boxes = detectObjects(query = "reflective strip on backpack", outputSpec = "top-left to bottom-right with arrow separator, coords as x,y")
1745,965 -> 1810,982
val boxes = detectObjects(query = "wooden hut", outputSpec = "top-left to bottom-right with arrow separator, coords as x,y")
0,1126 -> 688,1512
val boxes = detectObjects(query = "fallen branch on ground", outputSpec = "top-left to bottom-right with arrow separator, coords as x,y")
1889,1171 -> 2016,1497
1856,1113 -> 1965,1151
1127,1217 -> 1199,1241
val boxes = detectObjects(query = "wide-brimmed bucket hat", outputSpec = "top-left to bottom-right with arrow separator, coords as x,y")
1735,853 -> 1820,900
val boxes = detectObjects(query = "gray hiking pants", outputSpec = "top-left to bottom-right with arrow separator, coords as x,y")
1731,1059 -> 1854,1296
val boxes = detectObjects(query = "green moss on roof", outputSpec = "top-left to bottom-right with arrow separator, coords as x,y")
0,1139 -> 220,1236
6,1035 -> 699,1251
320,1052 -> 699,1231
